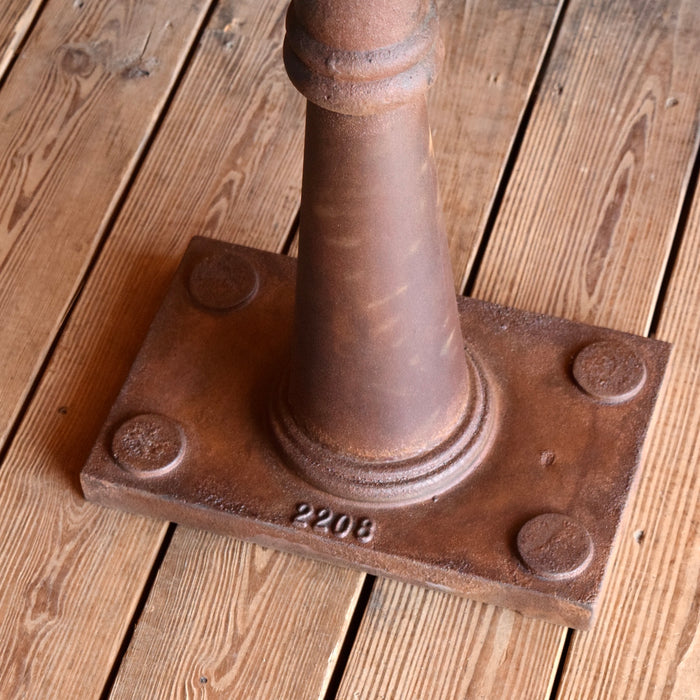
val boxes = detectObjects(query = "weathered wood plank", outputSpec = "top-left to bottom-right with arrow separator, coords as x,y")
110,532 -> 363,699
0,1 -> 316,696
476,0 -> 700,327
0,0 -> 212,453
339,579 -> 565,699
432,0 -> 564,293
108,1 -> 564,697
338,0 -> 700,697
557,167 -> 700,699
0,0 -> 43,81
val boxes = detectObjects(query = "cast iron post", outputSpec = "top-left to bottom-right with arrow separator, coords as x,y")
273,0 -> 494,503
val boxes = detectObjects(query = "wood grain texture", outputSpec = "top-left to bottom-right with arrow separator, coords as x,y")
1,1 -> 696,699
339,578 -> 565,700
0,1 -> 316,697
338,0 -> 700,698
0,0 -> 212,454
432,0 -> 564,292
476,0 -> 700,331
110,532 -> 364,699
557,164 -> 700,699
0,0 -> 43,81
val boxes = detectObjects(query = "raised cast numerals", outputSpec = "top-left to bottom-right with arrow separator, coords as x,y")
292,503 -> 375,543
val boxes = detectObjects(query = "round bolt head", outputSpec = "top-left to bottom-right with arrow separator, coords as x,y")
112,414 -> 185,476
188,252 -> 259,311
517,513 -> 593,580
572,340 -> 646,403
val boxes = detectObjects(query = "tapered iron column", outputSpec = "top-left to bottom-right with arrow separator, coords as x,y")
272,0 -> 495,502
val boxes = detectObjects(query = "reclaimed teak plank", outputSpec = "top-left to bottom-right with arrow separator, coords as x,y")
0,1 -> 324,697
107,0 -> 564,697
0,0 -> 43,81
338,0 -> 700,697
557,163 -> 700,696
0,0 -> 212,452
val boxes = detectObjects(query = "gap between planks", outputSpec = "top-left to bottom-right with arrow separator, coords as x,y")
0,0 -> 223,486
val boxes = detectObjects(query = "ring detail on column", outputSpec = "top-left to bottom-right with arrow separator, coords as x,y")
283,1 -> 443,115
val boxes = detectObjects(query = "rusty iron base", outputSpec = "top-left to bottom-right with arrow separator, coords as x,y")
81,237 -> 669,629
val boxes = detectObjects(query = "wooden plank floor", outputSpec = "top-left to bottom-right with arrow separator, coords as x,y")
0,0 -> 697,698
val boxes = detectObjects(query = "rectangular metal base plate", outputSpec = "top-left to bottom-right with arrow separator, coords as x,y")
81,237 -> 669,628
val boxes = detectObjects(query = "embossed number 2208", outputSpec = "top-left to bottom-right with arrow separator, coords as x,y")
292,503 -> 375,543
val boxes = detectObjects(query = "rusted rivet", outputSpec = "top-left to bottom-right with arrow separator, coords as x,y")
111,414 -> 185,476
188,252 -> 259,311
572,340 -> 646,403
517,513 -> 593,580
